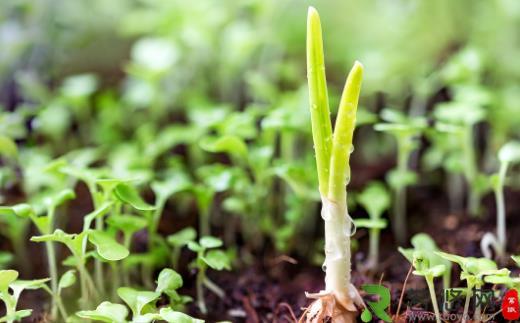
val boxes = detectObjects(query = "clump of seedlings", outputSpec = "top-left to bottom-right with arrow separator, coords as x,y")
354,181 -> 390,270
433,100 -> 487,216
481,141 -> 520,260
374,109 -> 426,244
303,7 -> 364,322
77,268 -> 202,322
435,251 -> 506,322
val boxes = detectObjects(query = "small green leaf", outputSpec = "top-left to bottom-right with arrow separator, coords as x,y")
0,270 -> 18,291
159,307 -> 204,323
357,182 -> 390,219
202,250 -> 231,271
30,229 -> 75,244
0,252 -> 13,269
83,202 -> 113,231
117,287 -> 160,316
77,301 -> 129,323
0,135 -> 17,158
151,174 -> 192,201
0,310 -> 32,322
114,183 -> 155,211
499,142 -> 520,164
428,264 -> 446,278
60,74 -> 98,98
156,268 -> 183,294
0,204 -> 34,218
88,230 -> 129,261
58,270 -> 76,291
132,313 -> 162,323
43,189 -> 76,209
354,218 -> 387,229
167,227 -> 196,247
187,241 -> 202,253
196,165 -> 234,193
199,236 -> 223,249
199,135 -> 248,159
398,247 -> 414,264
10,278 -> 50,300
107,214 -> 147,235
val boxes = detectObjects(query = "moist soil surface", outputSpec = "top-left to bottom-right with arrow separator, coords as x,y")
5,181 -> 520,322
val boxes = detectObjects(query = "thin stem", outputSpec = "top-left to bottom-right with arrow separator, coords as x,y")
496,162 -> 508,253
393,143 -> 409,244
426,276 -> 441,323
368,228 -> 380,267
462,285 -> 472,323
122,233 -> 131,286
150,198 -> 166,247
171,246 -> 180,270
110,262 -> 121,301
203,277 -> 225,298
463,125 -> 479,216
45,241 -> 58,319
196,269 -> 207,314
56,295 -> 68,320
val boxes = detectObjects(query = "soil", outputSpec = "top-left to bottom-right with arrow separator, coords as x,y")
4,170 -> 520,323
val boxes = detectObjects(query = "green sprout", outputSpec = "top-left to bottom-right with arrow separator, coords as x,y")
481,141 -> 520,259
187,236 -> 231,314
0,189 -> 75,319
0,270 -> 51,323
403,251 -> 445,323
484,269 -> 519,293
399,234 -> 452,323
167,227 -> 196,270
433,100 -> 487,216
304,6 -> 364,320
354,182 -> 390,269
398,233 -> 452,290
435,251 -> 505,322
374,108 -> 426,244
77,268 -> 201,323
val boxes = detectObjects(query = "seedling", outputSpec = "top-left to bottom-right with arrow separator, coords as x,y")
0,270 -> 51,323
187,236 -> 231,314
398,233 -> 452,289
303,7 -> 364,322
435,251 -> 505,322
194,165 -> 234,236
374,108 -> 426,244
401,250 -> 445,323
167,227 -> 197,270
354,181 -> 390,269
433,101 -> 487,216
76,268 -> 201,323
150,172 -> 191,246
0,189 -> 75,319
481,141 -> 520,259
484,270 -> 519,292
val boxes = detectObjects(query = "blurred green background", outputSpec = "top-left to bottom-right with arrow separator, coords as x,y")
1,0 -> 520,259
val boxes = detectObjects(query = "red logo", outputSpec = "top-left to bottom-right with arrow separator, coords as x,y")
502,289 -> 520,320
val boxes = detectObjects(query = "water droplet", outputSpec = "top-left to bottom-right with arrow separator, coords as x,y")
321,263 -> 327,272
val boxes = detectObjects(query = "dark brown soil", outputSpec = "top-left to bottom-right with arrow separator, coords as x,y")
4,181 -> 520,322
